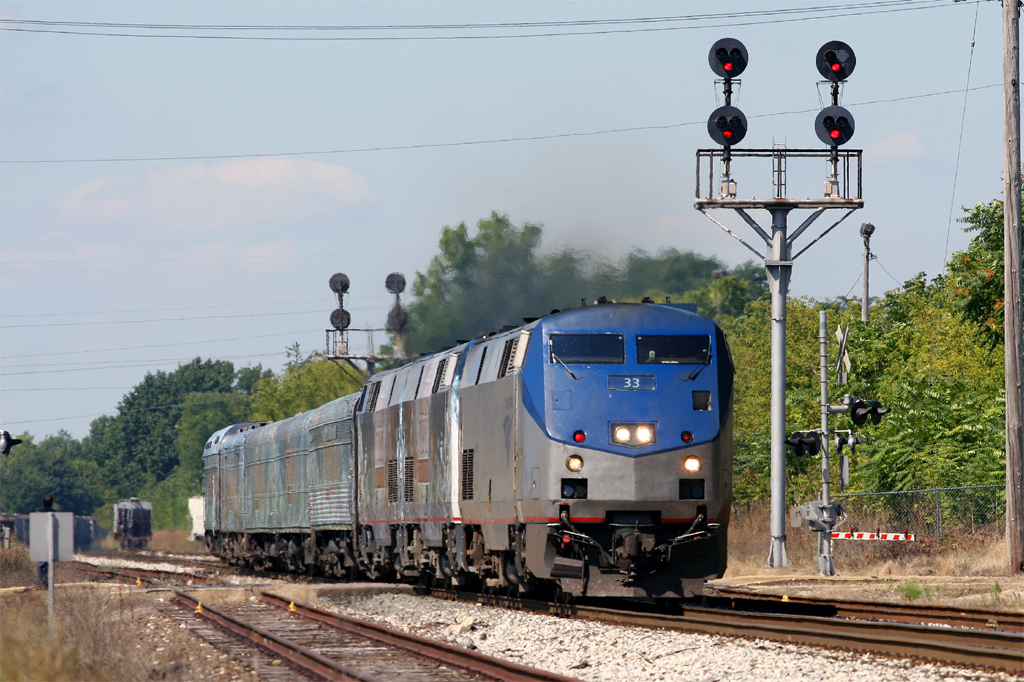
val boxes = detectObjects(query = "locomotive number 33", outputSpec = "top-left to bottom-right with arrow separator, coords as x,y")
609,375 -> 656,391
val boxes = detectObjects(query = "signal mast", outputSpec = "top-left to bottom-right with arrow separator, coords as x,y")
695,39 -> 864,568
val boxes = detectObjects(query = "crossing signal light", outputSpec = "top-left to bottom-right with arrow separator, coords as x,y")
816,41 -> 856,82
0,430 -> 22,457
815,106 -> 855,146
785,431 -> 821,457
709,38 -> 748,78
708,105 -> 747,146
850,400 -> 889,427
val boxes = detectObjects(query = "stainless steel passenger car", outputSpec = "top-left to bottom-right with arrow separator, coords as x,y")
203,302 -> 733,598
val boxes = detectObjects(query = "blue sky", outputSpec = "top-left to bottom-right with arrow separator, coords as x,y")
0,0 -> 1006,439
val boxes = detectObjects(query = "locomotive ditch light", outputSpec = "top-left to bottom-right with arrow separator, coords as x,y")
566,455 -> 584,472
684,456 -> 701,473
573,430 -> 586,444
681,430 -> 694,444
635,426 -> 653,444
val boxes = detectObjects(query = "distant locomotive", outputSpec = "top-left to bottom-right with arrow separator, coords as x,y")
203,302 -> 733,598
113,498 -> 153,550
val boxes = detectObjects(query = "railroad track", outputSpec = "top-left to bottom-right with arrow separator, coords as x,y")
429,588 -> 1024,672
705,584 -> 1024,633
73,561 -> 210,587
170,588 -> 578,682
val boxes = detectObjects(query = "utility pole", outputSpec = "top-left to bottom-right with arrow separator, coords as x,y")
697,39 -> 863,567
860,223 -> 874,322
1004,0 -> 1024,575
818,311 -> 835,575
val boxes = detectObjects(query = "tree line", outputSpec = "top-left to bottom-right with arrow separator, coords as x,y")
0,200 -> 1008,529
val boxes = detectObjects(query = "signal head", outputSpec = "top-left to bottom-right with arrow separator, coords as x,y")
329,272 -> 350,294
709,38 -> 748,78
385,272 -> 406,295
330,307 -> 351,331
816,41 -> 856,81
815,105 -> 855,146
707,105 -> 747,146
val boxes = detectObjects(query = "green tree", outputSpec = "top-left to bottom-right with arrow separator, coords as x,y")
249,352 -> 364,422
947,198 -> 1013,348
402,211 -> 766,353
0,432 -> 104,515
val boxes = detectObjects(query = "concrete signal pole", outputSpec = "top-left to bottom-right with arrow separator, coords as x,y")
860,223 -> 874,322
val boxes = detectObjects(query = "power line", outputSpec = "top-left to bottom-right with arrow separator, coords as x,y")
2,352 -> 285,376
942,0 -> 982,273
5,393 -> 252,427
0,3 -> 941,32
872,257 -> 904,288
3,309 -> 325,329
0,1 -> 952,42
1,297 -> 390,318
0,330 -> 318,359
0,84 -> 999,166
5,387 -> 131,391
0,250 -> 421,265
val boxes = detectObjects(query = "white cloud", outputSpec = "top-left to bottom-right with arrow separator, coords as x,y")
864,132 -> 928,165
58,158 -> 376,232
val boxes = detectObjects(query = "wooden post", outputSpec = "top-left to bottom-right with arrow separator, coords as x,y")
1004,0 -> 1024,575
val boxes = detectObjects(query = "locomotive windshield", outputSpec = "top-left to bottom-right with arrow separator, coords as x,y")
636,334 -> 711,365
549,333 -> 624,364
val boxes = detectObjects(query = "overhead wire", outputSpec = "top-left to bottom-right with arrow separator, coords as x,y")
0,1 -> 952,41
0,330 -> 321,359
3,309 -> 326,329
0,84 -> 1000,166
942,0 -> 982,273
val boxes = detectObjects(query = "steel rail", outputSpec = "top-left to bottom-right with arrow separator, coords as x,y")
172,588 -> 382,682
259,590 -> 578,682
707,585 -> 1024,633
430,589 -> 1024,672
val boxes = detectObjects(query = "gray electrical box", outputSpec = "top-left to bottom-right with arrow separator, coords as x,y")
29,512 -> 74,562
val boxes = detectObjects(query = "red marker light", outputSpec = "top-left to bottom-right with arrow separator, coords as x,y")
561,534 -> 572,547
723,130 -> 733,139
724,62 -> 733,71
681,431 -> 694,444
831,62 -> 841,72
573,430 -> 586,443
830,129 -> 841,140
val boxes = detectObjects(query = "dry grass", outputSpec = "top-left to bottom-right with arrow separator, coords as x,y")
723,500 -> 1024,610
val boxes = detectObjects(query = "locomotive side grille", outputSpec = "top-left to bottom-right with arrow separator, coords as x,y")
366,382 -> 382,412
387,460 -> 399,503
431,358 -> 448,394
404,456 -> 415,501
413,366 -> 425,400
461,449 -> 474,500
497,338 -> 518,379
337,421 -> 352,445
475,348 -> 488,385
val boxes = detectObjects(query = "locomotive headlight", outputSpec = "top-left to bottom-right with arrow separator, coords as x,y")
683,456 -> 702,472
635,426 -> 653,443
614,427 -> 632,442
566,455 -> 584,472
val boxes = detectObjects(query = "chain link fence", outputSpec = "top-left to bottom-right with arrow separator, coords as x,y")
833,484 -> 1006,541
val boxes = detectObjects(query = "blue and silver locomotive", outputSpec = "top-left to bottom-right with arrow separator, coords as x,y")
203,301 -> 733,598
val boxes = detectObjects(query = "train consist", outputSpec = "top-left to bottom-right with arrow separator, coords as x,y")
202,302 -> 734,598
113,498 -> 153,550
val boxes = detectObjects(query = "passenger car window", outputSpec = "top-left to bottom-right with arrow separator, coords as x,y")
549,334 -> 624,364
636,335 -> 711,365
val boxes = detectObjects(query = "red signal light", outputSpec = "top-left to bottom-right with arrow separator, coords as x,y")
831,62 -> 841,72
723,130 -> 733,139
724,62 -> 733,71
830,129 -> 840,140
573,430 -> 586,443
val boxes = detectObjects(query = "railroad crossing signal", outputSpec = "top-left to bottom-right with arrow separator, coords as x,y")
708,106 -> 747,146
0,430 -> 21,457
850,399 -> 890,426
785,430 -> 822,457
709,38 -> 748,78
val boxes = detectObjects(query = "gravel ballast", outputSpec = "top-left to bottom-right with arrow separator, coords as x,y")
321,592 -> 1022,682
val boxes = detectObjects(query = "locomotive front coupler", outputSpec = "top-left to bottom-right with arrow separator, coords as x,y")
547,506 -> 616,566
